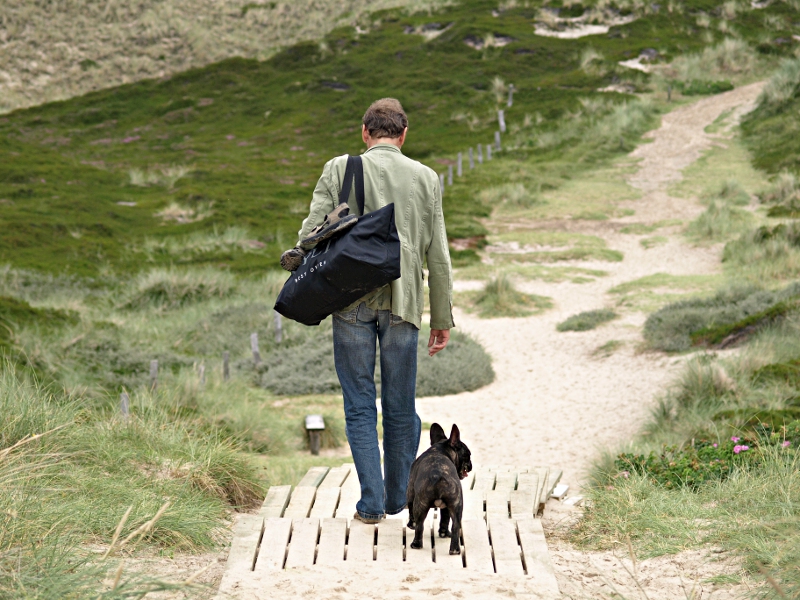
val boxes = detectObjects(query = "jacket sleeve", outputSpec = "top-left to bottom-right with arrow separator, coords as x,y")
297,158 -> 340,243
425,172 -> 455,330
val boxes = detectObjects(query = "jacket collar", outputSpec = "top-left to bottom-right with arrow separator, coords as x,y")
364,143 -> 402,155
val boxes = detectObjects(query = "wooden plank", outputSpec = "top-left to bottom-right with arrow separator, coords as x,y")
309,487 -> 340,519
346,520 -> 375,563
516,473 -> 539,495
494,472 -> 517,494
509,490 -> 536,520
434,523 -> 464,569
485,490 -> 509,520
545,469 -> 563,501
259,485 -> 291,518
461,519 -> 494,574
517,518 -> 560,595
472,470 -> 496,499
318,466 -> 350,489
297,466 -> 330,488
283,486 -> 317,519
462,470 -> 476,491
221,514 -> 263,574
254,518 -> 291,572
405,511 -> 434,566
315,518 -> 347,566
376,518 -> 404,564
463,490 -> 484,520
534,468 -> 550,510
495,465 -> 513,472
335,466 -> 360,519
488,517 -> 524,576
284,518 -> 320,569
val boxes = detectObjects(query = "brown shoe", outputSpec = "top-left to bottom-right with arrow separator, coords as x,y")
353,511 -> 384,524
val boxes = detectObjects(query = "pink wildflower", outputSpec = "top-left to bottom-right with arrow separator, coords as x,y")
122,135 -> 140,143
731,436 -> 740,442
713,443 -> 718,448
782,441 -> 791,448
622,471 -> 630,479
733,445 -> 750,454
226,134 -> 235,140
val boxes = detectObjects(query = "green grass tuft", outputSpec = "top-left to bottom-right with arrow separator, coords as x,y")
465,273 -> 553,318
557,308 -> 617,332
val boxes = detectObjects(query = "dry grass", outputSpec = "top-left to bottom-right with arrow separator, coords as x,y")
0,0 -> 448,113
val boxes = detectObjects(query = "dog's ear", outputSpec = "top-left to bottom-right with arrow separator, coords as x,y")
430,423 -> 447,445
448,424 -> 461,447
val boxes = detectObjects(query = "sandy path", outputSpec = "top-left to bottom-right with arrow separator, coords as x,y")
416,82 -> 765,491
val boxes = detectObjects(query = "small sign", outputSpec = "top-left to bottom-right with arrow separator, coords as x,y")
305,414 -> 325,431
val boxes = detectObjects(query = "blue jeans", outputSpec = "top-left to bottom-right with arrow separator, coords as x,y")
332,303 -> 421,520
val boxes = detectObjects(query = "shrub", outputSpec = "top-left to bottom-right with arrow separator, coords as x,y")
644,283 -> 800,351
256,325 -> 494,398
677,79 -> 734,95
759,56 -> 800,109
716,179 -> 751,206
557,308 -> 617,331
122,267 -> 236,310
723,223 -> 800,282
760,172 -> 800,216
667,38 -> 758,82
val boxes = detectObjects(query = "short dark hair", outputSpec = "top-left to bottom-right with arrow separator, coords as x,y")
362,98 -> 408,139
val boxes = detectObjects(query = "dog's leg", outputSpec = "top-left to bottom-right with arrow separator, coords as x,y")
409,503 -> 429,550
448,499 -> 463,555
406,486 -> 416,530
438,506 -> 451,538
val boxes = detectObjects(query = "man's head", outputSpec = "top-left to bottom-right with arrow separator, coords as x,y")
362,98 -> 408,148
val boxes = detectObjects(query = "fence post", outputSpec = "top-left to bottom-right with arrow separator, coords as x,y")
439,173 -> 445,194
487,145 -> 492,161
120,392 -> 130,422
273,310 -> 282,344
469,147 -> 474,170
447,164 -> 453,186
198,364 -> 205,386
495,131 -> 502,152
457,152 -> 462,177
477,143 -> 483,164
507,84 -> 515,107
149,360 -> 158,392
223,351 -> 230,381
251,333 -> 261,366
498,109 -> 506,133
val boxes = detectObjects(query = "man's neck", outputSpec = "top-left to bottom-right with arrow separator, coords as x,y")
366,138 -> 402,149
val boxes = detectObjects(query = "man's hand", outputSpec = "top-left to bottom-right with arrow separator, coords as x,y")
428,329 -> 450,356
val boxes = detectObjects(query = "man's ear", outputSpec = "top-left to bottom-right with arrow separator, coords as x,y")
449,424 -> 461,447
430,423 -> 447,445
361,124 -> 370,144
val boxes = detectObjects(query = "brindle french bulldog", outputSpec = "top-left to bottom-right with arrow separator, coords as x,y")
406,423 -> 472,556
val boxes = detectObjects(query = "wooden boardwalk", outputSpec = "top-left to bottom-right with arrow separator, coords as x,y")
217,464 -> 562,598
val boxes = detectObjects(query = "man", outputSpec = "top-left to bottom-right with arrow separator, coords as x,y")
296,98 -> 454,523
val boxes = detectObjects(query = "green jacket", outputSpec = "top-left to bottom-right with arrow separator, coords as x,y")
298,144 -> 455,330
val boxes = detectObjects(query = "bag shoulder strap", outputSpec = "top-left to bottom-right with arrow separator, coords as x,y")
338,155 -> 366,216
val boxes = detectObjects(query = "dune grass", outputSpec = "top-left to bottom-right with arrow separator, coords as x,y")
685,200 -> 756,242
557,308 -> 617,332
462,273 -> 553,318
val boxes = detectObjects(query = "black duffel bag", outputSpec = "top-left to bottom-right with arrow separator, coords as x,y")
274,155 -> 401,326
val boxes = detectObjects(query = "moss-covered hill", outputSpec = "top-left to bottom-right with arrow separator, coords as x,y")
1,0 -> 795,276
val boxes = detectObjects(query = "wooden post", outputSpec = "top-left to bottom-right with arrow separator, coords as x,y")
119,392 -> 130,422
477,143 -> 483,164
487,145 -> 492,160
498,109 -> 506,133
273,310 -> 282,344
457,152 -> 462,177
251,333 -> 261,366
469,147 -> 474,170
507,84 -> 515,107
667,84 -> 672,102
223,351 -> 230,381
198,364 -> 205,386
447,164 -> 453,186
149,360 -> 158,392
439,173 -> 445,194
305,415 -> 325,456
495,130 -> 501,151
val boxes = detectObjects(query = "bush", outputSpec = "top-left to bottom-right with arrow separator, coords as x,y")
723,223 -> 800,282
557,308 -> 617,332
644,283 -> 800,351
760,172 -> 800,216
666,38 -> 759,82
677,79 -> 734,95
122,267 -> 236,310
256,324 -> 494,398
759,56 -> 800,110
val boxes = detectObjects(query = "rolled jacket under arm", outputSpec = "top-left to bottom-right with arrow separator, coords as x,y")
297,144 -> 455,330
